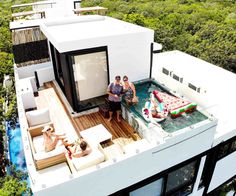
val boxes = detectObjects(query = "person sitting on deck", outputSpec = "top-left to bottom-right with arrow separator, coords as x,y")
42,126 -> 67,152
66,137 -> 92,159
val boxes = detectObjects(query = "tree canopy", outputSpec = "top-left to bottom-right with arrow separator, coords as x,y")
82,0 -> 236,72
0,0 -> 235,195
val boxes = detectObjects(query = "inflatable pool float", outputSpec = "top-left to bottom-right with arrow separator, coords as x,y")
142,95 -> 168,123
142,107 -> 167,123
153,90 -> 197,118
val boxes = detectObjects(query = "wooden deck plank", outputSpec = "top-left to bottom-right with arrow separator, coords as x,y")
38,82 -> 140,143
34,86 -> 78,139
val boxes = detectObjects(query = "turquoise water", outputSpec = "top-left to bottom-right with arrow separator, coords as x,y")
7,123 -> 31,190
128,80 -> 208,133
7,123 -> 27,171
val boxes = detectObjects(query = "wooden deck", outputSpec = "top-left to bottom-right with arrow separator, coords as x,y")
36,82 -> 140,146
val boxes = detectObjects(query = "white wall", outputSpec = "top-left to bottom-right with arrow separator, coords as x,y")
36,66 -> 55,87
35,122 -> 216,196
208,151 -> 236,192
54,31 -> 153,83
17,61 -> 52,79
107,32 -> 153,83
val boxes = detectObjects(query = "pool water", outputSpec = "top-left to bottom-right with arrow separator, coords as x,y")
128,80 -> 208,133
7,122 -> 31,193
7,123 -> 27,172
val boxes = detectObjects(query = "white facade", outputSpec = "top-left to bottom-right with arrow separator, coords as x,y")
40,15 -> 154,82
10,2 -> 236,195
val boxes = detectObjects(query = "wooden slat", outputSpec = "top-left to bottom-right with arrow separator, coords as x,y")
38,82 -> 141,145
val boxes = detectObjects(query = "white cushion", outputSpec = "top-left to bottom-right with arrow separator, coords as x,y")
34,146 -> 64,161
72,147 -> 105,171
33,135 -> 45,153
26,108 -> 50,127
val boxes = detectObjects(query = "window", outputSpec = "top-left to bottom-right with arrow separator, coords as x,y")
74,0 -> 81,9
173,74 -> 183,83
166,161 -> 197,195
217,143 -> 231,159
173,74 -> 179,81
129,178 -> 163,196
188,83 -> 197,91
217,137 -> 236,159
230,140 -> 236,153
162,68 -> 169,75
72,50 -> 108,102
111,159 -> 200,196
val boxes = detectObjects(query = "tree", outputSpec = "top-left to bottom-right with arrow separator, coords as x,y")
0,176 -> 30,196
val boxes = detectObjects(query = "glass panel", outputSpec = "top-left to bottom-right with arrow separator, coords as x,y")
72,51 -> 108,101
171,185 -> 193,196
166,161 -> 197,193
129,178 -> 163,196
217,143 -> 230,159
230,140 -> 236,153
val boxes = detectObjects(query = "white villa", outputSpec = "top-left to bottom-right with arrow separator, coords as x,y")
9,0 -> 236,196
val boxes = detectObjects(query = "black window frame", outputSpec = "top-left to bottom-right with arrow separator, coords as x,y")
217,136 -> 236,160
165,160 -> 199,196
66,46 -> 110,112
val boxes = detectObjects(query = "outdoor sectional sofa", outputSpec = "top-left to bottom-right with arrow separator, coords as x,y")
27,123 -> 66,170
26,108 -> 66,170
66,142 -> 105,173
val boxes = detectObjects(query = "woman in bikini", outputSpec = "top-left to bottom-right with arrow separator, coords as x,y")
42,126 -> 66,152
123,75 -> 138,105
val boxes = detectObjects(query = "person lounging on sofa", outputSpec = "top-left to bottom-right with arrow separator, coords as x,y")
65,140 -> 105,173
26,108 -> 67,170
28,124 -> 67,170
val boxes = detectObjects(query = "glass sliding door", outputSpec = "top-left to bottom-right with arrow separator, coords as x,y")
72,50 -> 108,102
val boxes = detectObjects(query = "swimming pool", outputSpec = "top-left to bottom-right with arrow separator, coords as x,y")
7,123 -> 27,172
123,79 -> 208,133
7,122 -> 31,192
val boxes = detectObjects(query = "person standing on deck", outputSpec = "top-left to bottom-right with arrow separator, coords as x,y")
122,75 -> 138,105
107,75 -> 123,122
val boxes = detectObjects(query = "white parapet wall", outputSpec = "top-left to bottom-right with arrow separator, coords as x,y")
35,66 -> 55,87
34,119 -> 216,196
17,61 -> 53,79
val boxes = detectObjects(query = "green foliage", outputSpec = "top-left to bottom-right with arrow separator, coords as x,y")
0,176 -> 30,196
0,52 -> 14,82
0,0 -> 29,194
82,0 -> 236,72
0,162 -> 30,195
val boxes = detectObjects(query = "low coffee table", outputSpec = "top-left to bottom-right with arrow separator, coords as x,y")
80,124 -> 112,145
